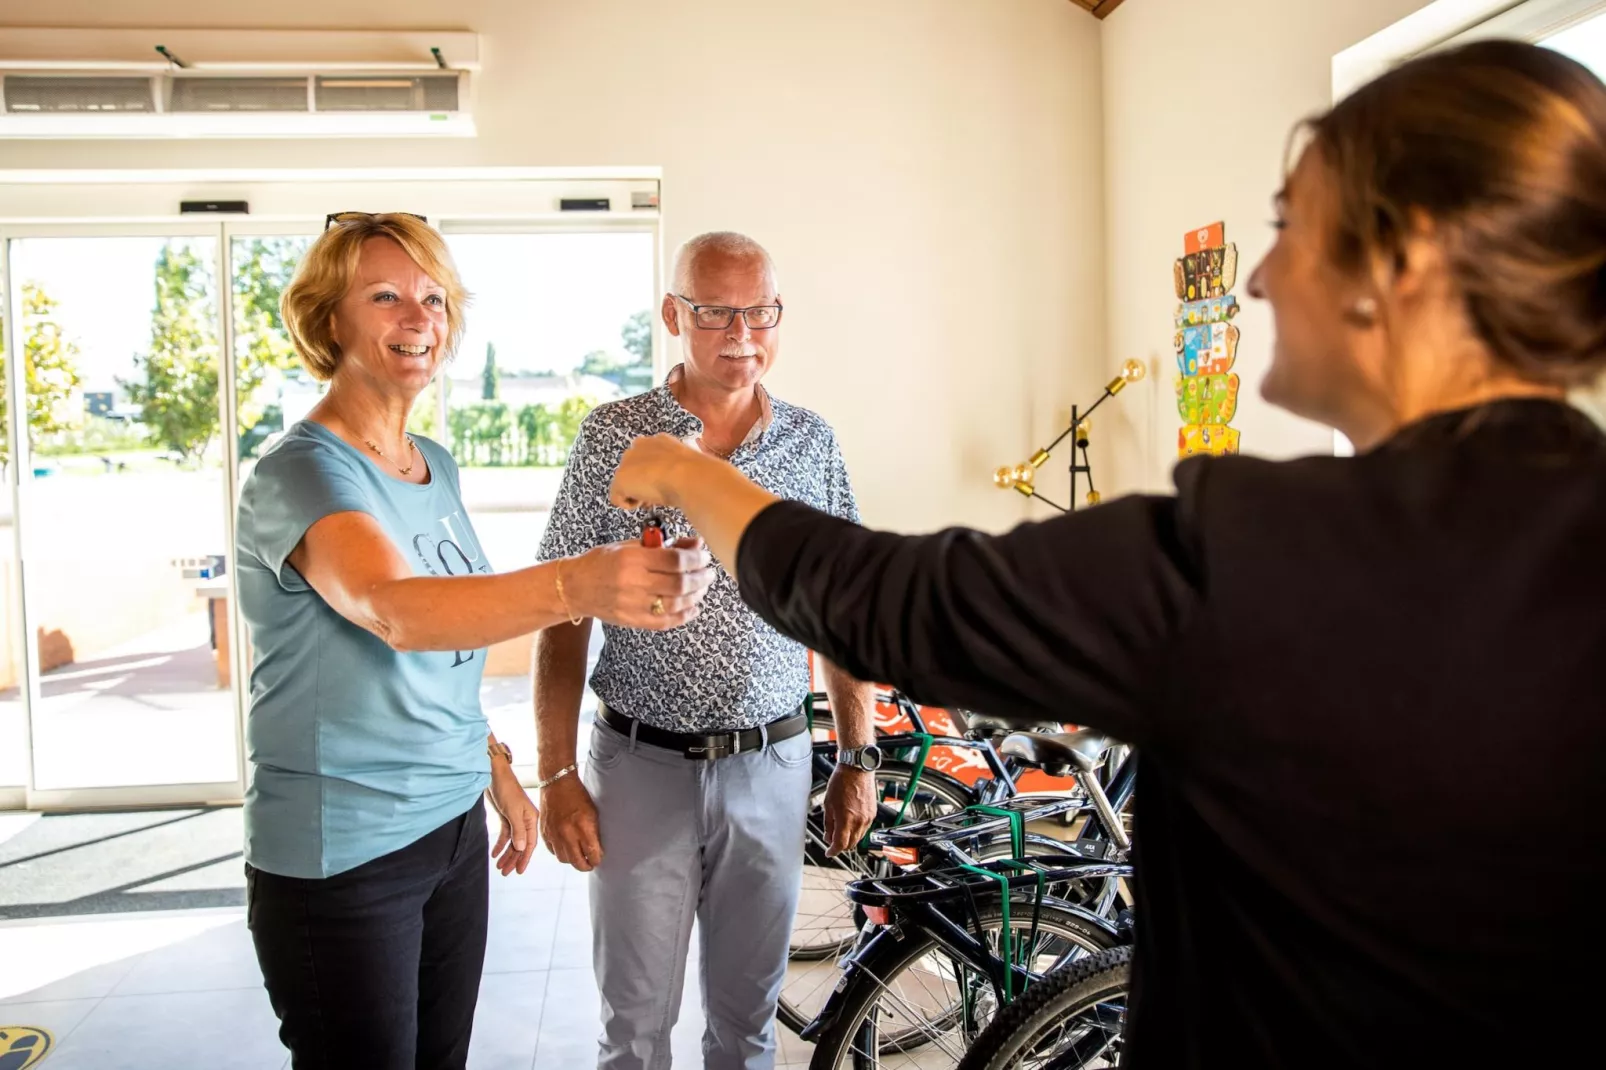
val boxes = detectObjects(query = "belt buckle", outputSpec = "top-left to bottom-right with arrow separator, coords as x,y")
687,727 -> 747,761
686,737 -> 730,761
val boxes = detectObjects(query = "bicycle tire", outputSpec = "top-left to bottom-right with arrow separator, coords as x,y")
782,761 -> 978,1035
780,829 -> 1081,1039
806,900 -> 1117,1069
792,757 -> 978,960
954,944 -> 1132,1070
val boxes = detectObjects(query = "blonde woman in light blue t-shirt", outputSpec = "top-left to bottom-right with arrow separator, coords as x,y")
235,212 -> 714,1070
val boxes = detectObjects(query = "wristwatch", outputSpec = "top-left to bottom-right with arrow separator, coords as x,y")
836,744 -> 884,773
487,739 -> 513,765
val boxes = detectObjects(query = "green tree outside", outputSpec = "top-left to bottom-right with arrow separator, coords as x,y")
550,395 -> 593,453
0,283 -> 86,467
478,400 -> 512,465
577,309 -> 655,394
516,402 -> 552,465
446,405 -> 475,465
448,396 -> 595,468
578,348 -> 633,383
124,241 -> 220,463
481,341 -> 500,401
621,309 -> 652,363
234,237 -> 311,459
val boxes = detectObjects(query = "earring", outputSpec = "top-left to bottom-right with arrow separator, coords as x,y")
1351,296 -> 1379,322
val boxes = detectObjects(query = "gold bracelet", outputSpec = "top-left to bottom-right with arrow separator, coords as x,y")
553,560 -> 583,626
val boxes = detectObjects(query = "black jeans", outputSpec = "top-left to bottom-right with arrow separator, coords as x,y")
246,798 -> 489,1070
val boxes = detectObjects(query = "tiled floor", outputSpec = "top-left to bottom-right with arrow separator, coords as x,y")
0,814 -> 818,1069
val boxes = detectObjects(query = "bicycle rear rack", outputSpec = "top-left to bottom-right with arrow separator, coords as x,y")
842,851 -> 1130,908
871,794 -> 1087,849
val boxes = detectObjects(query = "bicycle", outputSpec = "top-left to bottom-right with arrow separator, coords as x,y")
783,696 -> 1118,1035
948,730 -> 1140,1070
794,692 -> 1059,960
801,730 -> 1136,1069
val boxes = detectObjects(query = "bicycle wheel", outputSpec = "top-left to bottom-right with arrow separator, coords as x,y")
954,945 -> 1131,1069
792,755 -> 977,960
781,761 -> 977,1035
807,899 -> 1116,1069
781,830 -> 1079,1039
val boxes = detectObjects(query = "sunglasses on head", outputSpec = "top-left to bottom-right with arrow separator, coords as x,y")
324,211 -> 429,231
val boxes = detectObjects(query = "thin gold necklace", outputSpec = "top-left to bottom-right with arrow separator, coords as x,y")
364,434 -> 418,476
700,436 -> 736,460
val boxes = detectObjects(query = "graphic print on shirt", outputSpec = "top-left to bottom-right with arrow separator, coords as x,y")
411,509 -> 492,667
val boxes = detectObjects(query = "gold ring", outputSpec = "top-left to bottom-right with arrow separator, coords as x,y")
651,596 -> 665,616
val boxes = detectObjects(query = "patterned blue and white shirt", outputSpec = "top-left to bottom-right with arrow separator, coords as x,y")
538,365 -> 860,733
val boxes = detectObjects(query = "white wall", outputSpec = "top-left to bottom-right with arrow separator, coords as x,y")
0,0 -> 1107,533
1098,0 -> 1433,493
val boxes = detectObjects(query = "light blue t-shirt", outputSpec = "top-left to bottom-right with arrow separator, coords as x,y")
236,420 -> 492,879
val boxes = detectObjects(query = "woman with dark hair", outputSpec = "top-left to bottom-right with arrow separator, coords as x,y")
607,40 -> 1606,1067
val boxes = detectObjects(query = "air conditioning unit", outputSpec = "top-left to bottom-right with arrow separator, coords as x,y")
0,28 -> 478,139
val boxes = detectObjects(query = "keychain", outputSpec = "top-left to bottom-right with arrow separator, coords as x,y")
641,514 -> 665,548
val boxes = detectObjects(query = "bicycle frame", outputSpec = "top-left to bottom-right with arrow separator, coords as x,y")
807,690 -> 1021,800
799,780 -> 1137,1040
798,868 -> 1128,1043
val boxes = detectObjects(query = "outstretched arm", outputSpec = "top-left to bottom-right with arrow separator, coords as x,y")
611,434 -> 1199,744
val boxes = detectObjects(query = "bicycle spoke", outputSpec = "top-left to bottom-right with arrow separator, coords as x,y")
847,960 -> 973,1063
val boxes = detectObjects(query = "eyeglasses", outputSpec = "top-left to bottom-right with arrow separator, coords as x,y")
673,294 -> 783,331
324,211 -> 429,231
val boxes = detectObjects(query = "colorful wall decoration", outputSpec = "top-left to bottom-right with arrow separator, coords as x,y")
1174,222 -> 1243,457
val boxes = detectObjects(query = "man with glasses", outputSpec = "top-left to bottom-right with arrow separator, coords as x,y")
534,231 -> 878,1069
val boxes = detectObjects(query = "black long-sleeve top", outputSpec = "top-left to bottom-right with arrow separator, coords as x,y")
736,398 -> 1606,1068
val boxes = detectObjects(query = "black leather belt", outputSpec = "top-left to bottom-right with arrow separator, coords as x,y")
597,703 -> 809,761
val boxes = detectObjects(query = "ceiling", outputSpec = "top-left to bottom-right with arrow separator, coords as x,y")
1069,0 -> 1128,18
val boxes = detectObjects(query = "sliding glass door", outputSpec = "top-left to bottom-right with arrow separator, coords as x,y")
0,181 -> 660,808
3,227 -> 242,805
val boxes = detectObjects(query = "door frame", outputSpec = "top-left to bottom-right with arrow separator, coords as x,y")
0,169 -> 662,810
3,220 -> 243,812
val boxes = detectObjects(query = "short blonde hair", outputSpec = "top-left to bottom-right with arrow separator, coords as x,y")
281,213 -> 470,382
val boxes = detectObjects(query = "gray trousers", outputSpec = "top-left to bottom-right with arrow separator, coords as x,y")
584,716 -> 812,1070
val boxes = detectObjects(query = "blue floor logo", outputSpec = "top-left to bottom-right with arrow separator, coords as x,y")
0,1027 -> 53,1069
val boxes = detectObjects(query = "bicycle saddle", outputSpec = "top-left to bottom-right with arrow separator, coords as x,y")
999,729 -> 1113,776
958,710 -> 1064,741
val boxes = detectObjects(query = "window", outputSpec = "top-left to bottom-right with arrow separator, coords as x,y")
0,173 -> 660,805
441,230 -> 656,766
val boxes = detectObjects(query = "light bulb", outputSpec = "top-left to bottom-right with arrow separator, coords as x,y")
1122,359 -> 1147,383
993,465 -> 1017,489
1012,464 -> 1035,486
